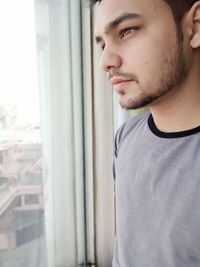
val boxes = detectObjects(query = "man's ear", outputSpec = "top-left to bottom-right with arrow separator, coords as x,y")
190,1 -> 200,48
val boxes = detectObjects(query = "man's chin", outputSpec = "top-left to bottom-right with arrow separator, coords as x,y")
119,97 -> 149,110
119,93 -> 162,110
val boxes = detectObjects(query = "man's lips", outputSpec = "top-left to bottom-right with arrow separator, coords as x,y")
110,77 -> 133,92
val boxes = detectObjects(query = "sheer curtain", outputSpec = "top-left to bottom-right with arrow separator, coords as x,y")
35,0 -> 88,266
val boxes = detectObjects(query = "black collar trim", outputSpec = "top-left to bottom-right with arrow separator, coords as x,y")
148,114 -> 200,139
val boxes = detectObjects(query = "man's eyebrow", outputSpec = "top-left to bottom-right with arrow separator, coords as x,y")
95,12 -> 141,44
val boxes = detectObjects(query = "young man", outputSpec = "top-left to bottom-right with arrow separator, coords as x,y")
90,0 -> 200,266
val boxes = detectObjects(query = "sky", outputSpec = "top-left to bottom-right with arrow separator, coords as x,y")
0,0 -> 40,127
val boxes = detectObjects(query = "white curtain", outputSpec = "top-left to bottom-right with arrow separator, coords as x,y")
35,0 -> 87,266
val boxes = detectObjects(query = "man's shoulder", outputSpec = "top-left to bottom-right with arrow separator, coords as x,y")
115,111 -> 150,148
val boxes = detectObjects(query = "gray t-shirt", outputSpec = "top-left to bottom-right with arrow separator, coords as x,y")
113,111 -> 200,267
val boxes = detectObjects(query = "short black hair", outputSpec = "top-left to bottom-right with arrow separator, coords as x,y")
89,0 -> 197,22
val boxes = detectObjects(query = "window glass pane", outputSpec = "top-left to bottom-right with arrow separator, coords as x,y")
0,1 -> 47,266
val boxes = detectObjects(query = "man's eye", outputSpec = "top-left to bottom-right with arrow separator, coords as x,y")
120,27 -> 136,39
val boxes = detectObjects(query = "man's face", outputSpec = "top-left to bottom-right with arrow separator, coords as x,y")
95,0 -> 186,109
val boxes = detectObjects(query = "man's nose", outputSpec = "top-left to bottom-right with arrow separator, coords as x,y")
99,46 -> 122,72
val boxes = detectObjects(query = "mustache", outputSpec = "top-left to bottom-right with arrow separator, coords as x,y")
109,71 -> 138,82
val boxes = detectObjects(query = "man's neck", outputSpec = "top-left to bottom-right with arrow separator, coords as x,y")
149,73 -> 200,133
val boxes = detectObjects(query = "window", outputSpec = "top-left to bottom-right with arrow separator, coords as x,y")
25,194 -> 39,205
0,1 -> 46,265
